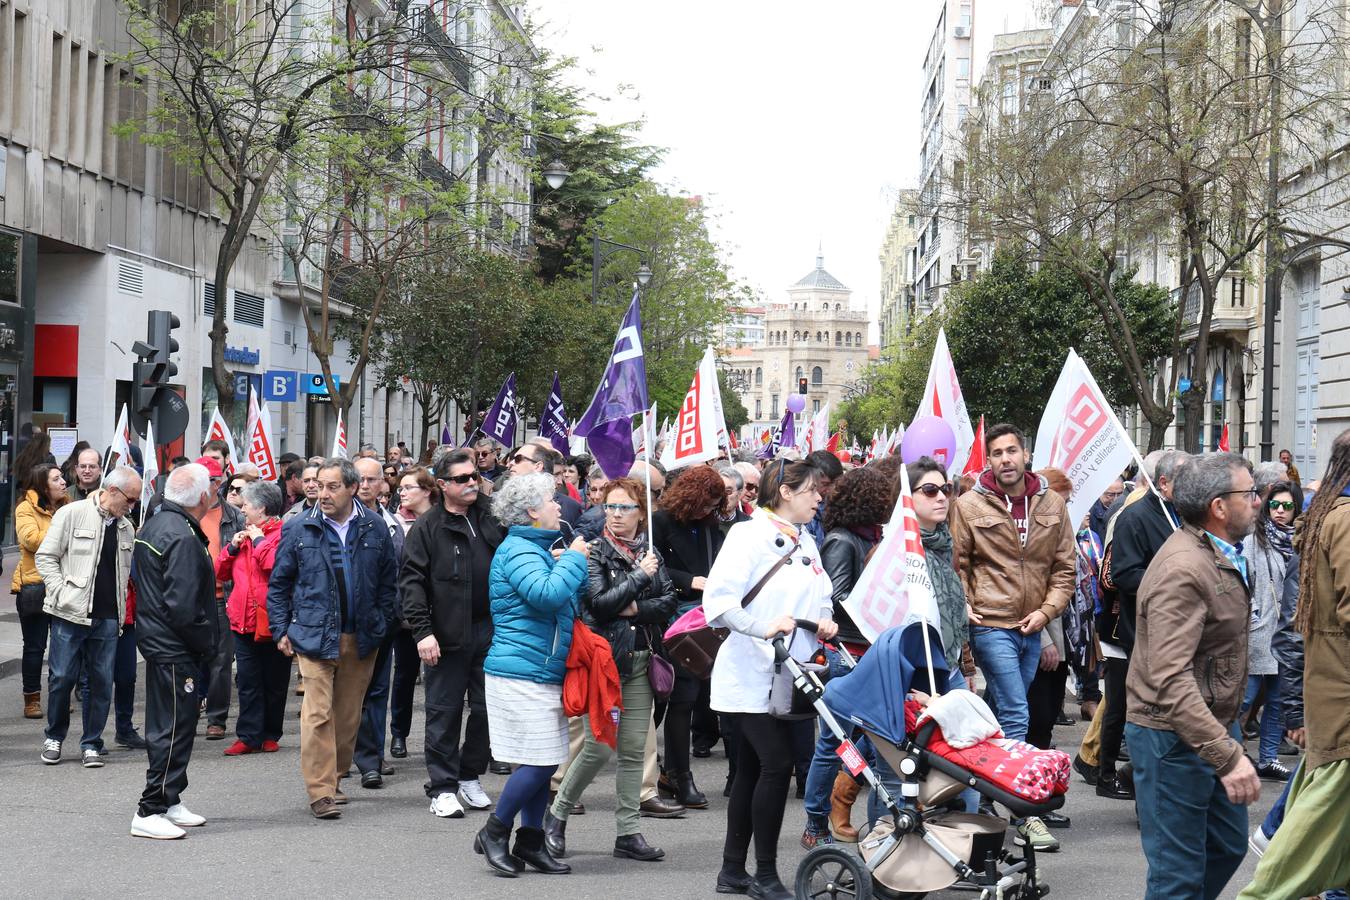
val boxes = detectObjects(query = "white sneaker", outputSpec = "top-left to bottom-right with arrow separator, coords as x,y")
1248,826 -> 1270,858
429,791 -> 465,819
41,739 -> 62,765
457,779 -> 492,810
131,813 -> 186,840
165,803 -> 206,827
82,748 -> 104,768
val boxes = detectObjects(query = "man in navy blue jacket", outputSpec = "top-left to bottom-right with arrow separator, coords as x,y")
268,457 -> 399,820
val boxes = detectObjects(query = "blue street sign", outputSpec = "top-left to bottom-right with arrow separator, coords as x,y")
303,373 -> 342,395
263,370 -> 299,402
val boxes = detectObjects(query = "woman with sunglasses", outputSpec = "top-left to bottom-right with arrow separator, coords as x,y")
1240,479 -> 1303,782
800,465 -> 891,848
545,477 -> 675,863
225,474 -> 255,509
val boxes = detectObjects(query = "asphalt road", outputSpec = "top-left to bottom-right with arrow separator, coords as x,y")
1,654 -> 1286,900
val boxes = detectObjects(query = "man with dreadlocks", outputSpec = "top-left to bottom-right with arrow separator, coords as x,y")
1237,429 -> 1350,900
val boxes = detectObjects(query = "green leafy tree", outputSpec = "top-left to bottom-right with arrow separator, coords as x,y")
839,253 -> 1172,444
718,370 -> 750,434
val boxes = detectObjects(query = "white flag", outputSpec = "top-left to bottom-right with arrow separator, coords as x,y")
802,401 -> 830,453
332,408 -> 348,459
141,416 -> 159,518
841,462 -> 943,646
660,348 -> 723,471
633,402 -> 658,456
912,328 -> 975,475
1033,349 -> 1140,530
106,404 -> 133,476
245,388 -> 277,481
205,406 -> 238,471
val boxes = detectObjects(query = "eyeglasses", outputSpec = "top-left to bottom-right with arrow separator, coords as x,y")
1268,499 -> 1295,512
603,503 -> 640,513
916,483 -> 953,497
1219,488 -> 1258,500
511,453 -> 536,465
441,473 -> 477,484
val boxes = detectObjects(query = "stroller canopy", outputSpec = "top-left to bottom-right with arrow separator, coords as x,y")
823,622 -> 950,747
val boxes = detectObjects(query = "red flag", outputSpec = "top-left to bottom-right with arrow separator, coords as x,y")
826,431 -> 842,454
728,430 -> 739,450
1218,423 -> 1230,452
962,415 -> 987,477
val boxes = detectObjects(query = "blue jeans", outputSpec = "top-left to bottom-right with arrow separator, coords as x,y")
114,622 -> 139,736
970,626 -> 1041,743
1128,723 -> 1248,900
1239,674 -> 1283,765
354,633 -> 395,775
45,616 -> 119,751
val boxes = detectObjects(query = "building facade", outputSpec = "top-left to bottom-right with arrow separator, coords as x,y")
878,191 -> 919,349
723,255 -> 872,439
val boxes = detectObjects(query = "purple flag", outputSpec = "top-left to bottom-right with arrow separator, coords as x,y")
481,373 -> 519,447
759,409 -> 794,460
440,423 -> 452,446
574,291 -> 649,477
539,372 -> 571,457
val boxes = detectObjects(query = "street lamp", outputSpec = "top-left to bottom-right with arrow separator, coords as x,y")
591,234 -> 651,303
541,158 -> 570,190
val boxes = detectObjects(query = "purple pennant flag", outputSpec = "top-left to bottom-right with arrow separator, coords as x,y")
539,372 -> 571,457
759,409 -> 794,460
440,422 -> 453,446
574,291 -> 650,477
481,373 -> 519,447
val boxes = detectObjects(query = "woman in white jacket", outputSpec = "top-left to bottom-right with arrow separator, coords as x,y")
703,458 -> 837,900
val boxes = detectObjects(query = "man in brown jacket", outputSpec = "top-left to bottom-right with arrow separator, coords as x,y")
1125,452 -> 1261,900
952,423 -> 1075,851
1238,429 -> 1350,899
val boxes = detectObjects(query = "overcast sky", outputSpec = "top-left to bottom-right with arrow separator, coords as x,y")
533,1 -> 1045,333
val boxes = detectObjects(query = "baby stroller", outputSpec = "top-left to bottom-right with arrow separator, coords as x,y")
776,622 -> 1064,900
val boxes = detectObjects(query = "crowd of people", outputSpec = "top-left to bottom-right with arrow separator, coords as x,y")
6,422 -> 1348,900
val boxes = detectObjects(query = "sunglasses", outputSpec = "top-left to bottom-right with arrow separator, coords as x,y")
442,473 -> 478,484
511,453 -> 536,465
916,483 -> 953,498
1268,499 -> 1295,512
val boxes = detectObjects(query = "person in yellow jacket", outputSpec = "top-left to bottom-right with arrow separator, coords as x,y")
13,462 -> 70,718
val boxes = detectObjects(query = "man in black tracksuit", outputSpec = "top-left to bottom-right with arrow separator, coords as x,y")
130,465 -> 218,839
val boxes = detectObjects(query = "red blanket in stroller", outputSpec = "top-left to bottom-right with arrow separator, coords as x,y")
904,701 -> 1071,803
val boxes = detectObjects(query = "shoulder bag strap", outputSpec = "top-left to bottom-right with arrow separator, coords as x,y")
741,538 -> 798,609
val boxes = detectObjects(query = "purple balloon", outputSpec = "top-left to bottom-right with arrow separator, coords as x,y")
785,394 -> 807,414
901,416 -> 957,468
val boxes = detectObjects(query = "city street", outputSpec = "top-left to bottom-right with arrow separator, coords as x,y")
2,605 -> 1277,898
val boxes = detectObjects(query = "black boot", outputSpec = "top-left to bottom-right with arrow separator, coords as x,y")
542,808 -> 567,858
474,815 -> 524,877
748,873 -> 792,900
673,771 -> 709,809
715,864 -> 753,895
513,826 -> 571,874
614,832 -> 665,861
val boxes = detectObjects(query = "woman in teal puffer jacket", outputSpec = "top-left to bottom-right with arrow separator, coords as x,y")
475,472 -> 590,879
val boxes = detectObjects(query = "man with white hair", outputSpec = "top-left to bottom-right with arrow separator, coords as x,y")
129,464 -> 218,839
35,465 -> 141,768
732,462 -> 760,515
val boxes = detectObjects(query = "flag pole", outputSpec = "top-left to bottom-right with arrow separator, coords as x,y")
642,407 -> 654,549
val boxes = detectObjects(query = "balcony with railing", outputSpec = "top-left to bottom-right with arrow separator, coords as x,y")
418,147 -> 458,192
421,9 -> 473,92
1174,275 -> 1258,339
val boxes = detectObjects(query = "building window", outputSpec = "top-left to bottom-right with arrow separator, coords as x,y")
835,331 -> 842,346
793,330 -> 801,342
1001,81 -> 1017,116
755,398 -> 762,419
795,366 -> 804,384
835,303 -> 842,311
816,331 -> 822,342
845,332 -> 852,346
821,302 -> 828,311
813,399 -> 820,414
812,366 -> 823,385
771,394 -> 779,418
855,331 -> 863,345
1231,278 -> 1246,306
957,57 -> 970,78
755,367 -> 762,387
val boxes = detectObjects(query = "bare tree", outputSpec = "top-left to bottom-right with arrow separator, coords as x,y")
962,0 -> 1349,450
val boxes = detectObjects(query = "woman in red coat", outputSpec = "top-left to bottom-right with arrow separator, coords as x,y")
216,480 -> 290,755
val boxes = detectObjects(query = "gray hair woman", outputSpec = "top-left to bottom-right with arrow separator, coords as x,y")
473,472 -> 591,877
215,478 -> 290,755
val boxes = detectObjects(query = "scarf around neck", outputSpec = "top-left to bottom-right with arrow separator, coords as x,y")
921,523 -> 966,670
1262,518 -> 1294,561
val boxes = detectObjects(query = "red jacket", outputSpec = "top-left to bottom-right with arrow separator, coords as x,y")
562,620 -> 622,749
216,518 -> 284,639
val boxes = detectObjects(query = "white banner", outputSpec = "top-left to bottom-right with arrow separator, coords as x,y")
206,406 -> 238,470
912,327 -> 975,475
841,463 -> 942,646
1033,349 -> 1139,530
660,348 -> 722,471
331,407 -> 348,459
106,404 -> 133,477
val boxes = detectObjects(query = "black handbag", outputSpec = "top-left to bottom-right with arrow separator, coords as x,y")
16,582 -> 46,617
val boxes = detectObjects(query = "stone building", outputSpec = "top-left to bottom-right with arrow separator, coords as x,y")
723,254 -> 872,440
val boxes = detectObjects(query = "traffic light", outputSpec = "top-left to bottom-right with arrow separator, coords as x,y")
798,377 -> 808,394
132,311 -> 181,416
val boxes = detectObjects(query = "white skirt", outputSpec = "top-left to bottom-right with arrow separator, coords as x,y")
484,674 -> 569,766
